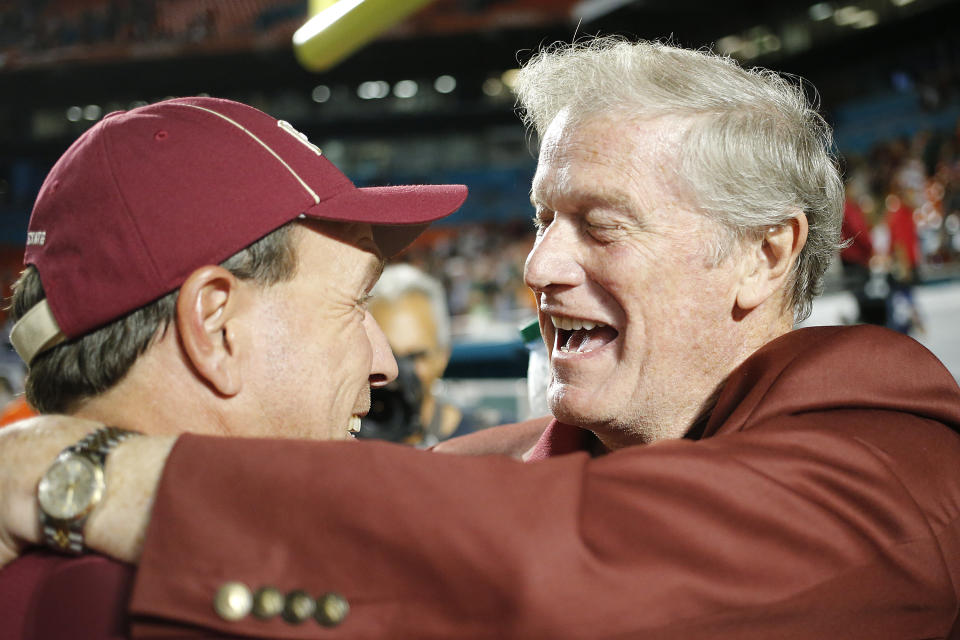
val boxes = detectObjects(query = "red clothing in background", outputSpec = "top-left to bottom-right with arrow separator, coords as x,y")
0,396 -> 36,428
887,201 -> 919,268
840,197 -> 873,266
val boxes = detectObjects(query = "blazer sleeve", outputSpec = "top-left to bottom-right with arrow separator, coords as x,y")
128,419 -> 960,639
430,415 -> 552,458
0,553 -> 137,640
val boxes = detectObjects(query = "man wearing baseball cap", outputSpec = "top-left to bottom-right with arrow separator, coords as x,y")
0,96 -> 466,636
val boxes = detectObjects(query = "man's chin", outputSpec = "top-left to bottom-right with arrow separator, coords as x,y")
548,388 -> 614,427
549,384 -> 645,440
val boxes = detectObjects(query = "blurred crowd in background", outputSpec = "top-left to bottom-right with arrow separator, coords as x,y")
0,0 -> 303,61
847,124 -> 960,279
834,121 -> 960,334
401,221 -> 537,341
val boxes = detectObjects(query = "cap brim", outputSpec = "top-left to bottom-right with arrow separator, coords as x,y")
303,184 -> 467,257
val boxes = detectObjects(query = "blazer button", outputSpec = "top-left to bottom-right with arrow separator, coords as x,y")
315,592 -> 350,627
213,582 -> 252,621
282,590 -> 316,624
252,586 -> 285,620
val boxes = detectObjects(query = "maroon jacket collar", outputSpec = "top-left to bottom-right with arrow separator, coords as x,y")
526,325 -> 960,460
704,324 -> 960,438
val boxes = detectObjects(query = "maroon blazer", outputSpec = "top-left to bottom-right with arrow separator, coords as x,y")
0,551 -> 134,639
125,325 -> 960,639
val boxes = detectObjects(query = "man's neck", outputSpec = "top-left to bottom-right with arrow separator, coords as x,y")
69,345 -> 226,437
593,309 -> 795,450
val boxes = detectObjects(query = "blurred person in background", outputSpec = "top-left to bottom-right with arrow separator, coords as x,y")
363,263 -> 470,445
883,187 -> 924,334
2,38 -> 960,638
839,163 -> 879,324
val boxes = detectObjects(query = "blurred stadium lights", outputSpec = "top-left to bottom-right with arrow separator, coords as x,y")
716,0 -> 929,62
571,0 -> 636,23
293,0 -> 436,72
66,106 -> 82,122
433,75 -> 456,94
312,84 -> 332,102
393,80 -> 419,99
781,22 -> 812,54
716,35 -> 743,55
852,9 -> 879,27
482,77 -> 504,97
83,105 -> 102,121
833,5 -> 881,28
808,3 -> 834,21
718,26 -> 780,59
357,80 -> 390,99
833,5 -> 863,25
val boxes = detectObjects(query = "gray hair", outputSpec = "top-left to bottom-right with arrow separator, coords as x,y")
370,263 -> 451,349
10,222 -> 299,414
514,37 -> 844,321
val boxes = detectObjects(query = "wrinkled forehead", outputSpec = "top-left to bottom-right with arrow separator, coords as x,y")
532,110 -> 693,206
538,108 -> 692,161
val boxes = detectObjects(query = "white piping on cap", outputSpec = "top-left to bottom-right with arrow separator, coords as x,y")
10,299 -> 65,365
176,103 -> 321,205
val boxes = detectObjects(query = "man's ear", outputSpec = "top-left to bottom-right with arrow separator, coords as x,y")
735,211 -> 808,312
176,266 -> 246,396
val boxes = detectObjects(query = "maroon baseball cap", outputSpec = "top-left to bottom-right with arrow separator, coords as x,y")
11,97 -> 467,364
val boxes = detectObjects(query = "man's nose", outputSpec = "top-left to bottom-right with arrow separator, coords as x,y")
364,312 -> 398,387
524,218 -> 584,293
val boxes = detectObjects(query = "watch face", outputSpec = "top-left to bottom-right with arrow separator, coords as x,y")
37,452 -> 104,520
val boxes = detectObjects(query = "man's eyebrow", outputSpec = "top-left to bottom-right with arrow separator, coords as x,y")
348,234 -> 385,283
351,234 -> 382,259
530,187 -> 635,213
589,188 -> 635,212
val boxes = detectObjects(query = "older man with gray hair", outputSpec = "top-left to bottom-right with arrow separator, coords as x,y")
2,38 -> 960,638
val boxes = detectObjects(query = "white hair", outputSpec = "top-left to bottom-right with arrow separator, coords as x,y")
514,37 -> 844,321
370,263 -> 451,349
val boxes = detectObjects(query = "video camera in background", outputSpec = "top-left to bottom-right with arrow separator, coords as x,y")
358,355 -> 423,443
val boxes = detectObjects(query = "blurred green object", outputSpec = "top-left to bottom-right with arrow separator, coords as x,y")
519,319 -> 542,344
293,0 -> 436,72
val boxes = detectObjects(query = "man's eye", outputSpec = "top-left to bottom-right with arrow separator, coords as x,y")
585,221 -> 626,241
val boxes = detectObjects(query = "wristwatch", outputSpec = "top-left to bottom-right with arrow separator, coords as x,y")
37,426 -> 142,554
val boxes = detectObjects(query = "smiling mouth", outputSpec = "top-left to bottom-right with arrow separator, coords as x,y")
348,415 -> 362,435
551,316 -> 619,354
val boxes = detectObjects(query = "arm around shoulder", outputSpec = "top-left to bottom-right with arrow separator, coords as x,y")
129,423 -> 960,638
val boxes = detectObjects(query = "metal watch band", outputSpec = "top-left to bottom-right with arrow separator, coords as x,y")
69,425 -> 142,465
40,425 -> 142,554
